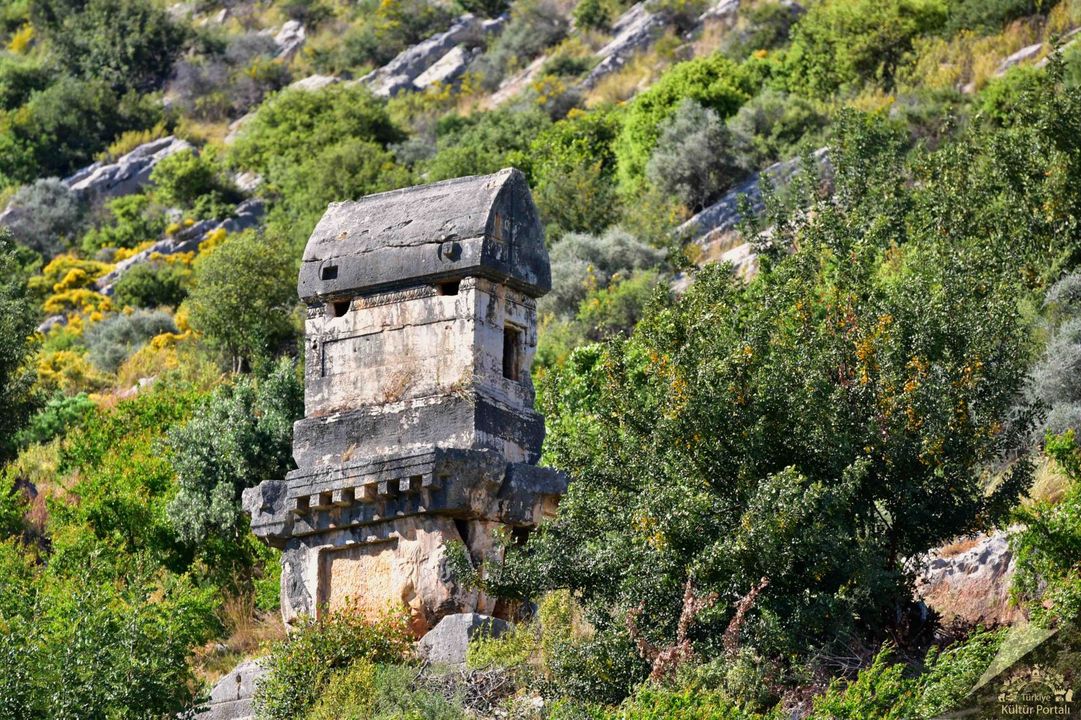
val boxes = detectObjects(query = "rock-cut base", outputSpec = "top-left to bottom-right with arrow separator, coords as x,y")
417,612 -> 510,666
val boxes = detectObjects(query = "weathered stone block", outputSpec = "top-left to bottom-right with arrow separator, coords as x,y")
416,613 -> 510,665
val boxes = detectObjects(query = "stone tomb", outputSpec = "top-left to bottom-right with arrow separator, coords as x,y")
244,169 -> 566,634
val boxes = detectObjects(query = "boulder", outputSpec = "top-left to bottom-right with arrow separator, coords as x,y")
274,20 -> 306,59
196,658 -> 266,720
287,74 -> 340,92
96,198 -> 265,294
359,14 -> 502,97
417,613 -> 510,666
412,45 -> 478,90
63,136 -> 193,201
580,3 -> 668,90
916,531 -> 1022,625
995,42 -> 1044,76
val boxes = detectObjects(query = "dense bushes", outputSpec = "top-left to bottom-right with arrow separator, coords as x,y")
185,230 -> 298,371
254,609 -> 413,720
81,309 -> 176,372
616,53 -> 752,192
0,237 -> 38,461
3,178 -> 84,256
111,259 -> 191,309
166,357 -> 301,546
783,0 -> 947,96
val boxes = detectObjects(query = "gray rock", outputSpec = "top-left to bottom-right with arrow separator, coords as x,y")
63,136 -> 193,201
412,45 -> 479,90
360,14 -> 495,97
580,3 -> 667,90
195,658 -> 266,720
274,20 -> 306,59
995,42 -> 1044,76
417,613 -> 510,665
37,314 -> 66,334
224,113 -> 255,146
232,171 -> 263,193
96,199 -> 265,294
242,480 -> 292,546
287,74 -> 340,91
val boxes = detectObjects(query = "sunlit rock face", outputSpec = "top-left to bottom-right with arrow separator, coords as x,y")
244,168 -> 566,635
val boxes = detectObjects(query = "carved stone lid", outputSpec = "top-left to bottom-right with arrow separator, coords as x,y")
298,168 -> 551,301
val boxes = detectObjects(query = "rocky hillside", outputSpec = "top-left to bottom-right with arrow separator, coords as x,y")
1,0 -> 1081,718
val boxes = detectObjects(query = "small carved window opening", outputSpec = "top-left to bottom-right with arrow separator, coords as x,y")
328,299 -> 351,318
502,325 -> 522,381
511,527 -> 531,546
453,518 -> 470,543
437,280 -> 460,296
320,265 -> 338,281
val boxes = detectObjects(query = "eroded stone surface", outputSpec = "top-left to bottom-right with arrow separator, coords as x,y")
63,136 -> 193,201
917,531 -> 1022,626
196,659 -> 265,720
417,613 -> 510,665
248,169 -> 566,634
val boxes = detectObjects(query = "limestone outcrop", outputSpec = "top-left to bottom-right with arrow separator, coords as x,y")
246,169 -> 566,634
62,136 -> 193,201
917,531 -> 1022,626
196,659 -> 265,720
358,14 -> 505,97
417,612 -> 510,665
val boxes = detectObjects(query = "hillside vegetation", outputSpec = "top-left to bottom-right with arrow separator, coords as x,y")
0,0 -> 1080,717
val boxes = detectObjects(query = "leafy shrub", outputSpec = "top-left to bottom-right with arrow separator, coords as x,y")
946,0 -> 1038,34
457,0 -> 508,19
645,98 -> 751,210
425,108 -> 550,181
111,259 -> 191,309
784,0 -> 947,97
185,229 -> 298,371
615,53 -> 752,193
14,392 -> 94,447
81,309 -> 176,373
725,88 -> 827,165
81,194 -> 166,253
530,108 -> 622,236
0,55 -> 51,110
3,178 -> 85,257
34,0 -> 187,94
150,148 -> 238,214
573,0 -> 618,31
306,661 -> 467,720
166,357 -> 302,546
472,0 -> 569,89
543,227 -> 666,318
1012,431 -> 1081,624
0,236 -> 38,461
254,608 -> 413,720
0,76 -> 160,184
169,31 -> 286,121
722,1 -> 800,60
230,84 -> 403,177
1028,272 -> 1081,436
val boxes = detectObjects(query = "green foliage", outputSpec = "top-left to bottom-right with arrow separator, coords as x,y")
185,229 -> 298,371
0,236 -> 38,462
166,357 -> 301,546
0,550 -> 217,720
783,0 -> 947,97
306,661 -> 467,720
254,609 -> 413,720
4,177 -> 85,257
725,88 -> 826,165
1012,431 -> 1081,623
33,0 -> 187,94
111,259 -> 191,309
81,309 -> 176,372
945,0 -> 1038,34
572,0 -> 618,31
531,108 -> 623,236
0,76 -> 160,185
496,110 -> 1049,674
81,194 -> 166,253
456,0 -> 508,19
0,56 -> 51,112
645,98 -> 750,210
472,0 -> 569,89
230,84 -> 403,177
543,227 -> 667,319
615,53 -> 752,193
425,108 -> 550,182
150,148 -> 239,216
14,391 -> 94,447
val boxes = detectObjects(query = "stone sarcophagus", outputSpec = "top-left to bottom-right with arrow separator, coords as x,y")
243,169 -> 566,633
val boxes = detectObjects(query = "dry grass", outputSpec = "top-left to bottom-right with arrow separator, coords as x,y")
585,31 -> 684,107
938,536 -> 982,558
1028,453 -> 1072,506
193,593 -> 286,686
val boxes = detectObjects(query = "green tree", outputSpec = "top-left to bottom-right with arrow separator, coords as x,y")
166,358 -> 302,546
0,235 -> 37,462
783,0 -> 947,97
185,230 -> 298,372
33,0 -> 187,94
